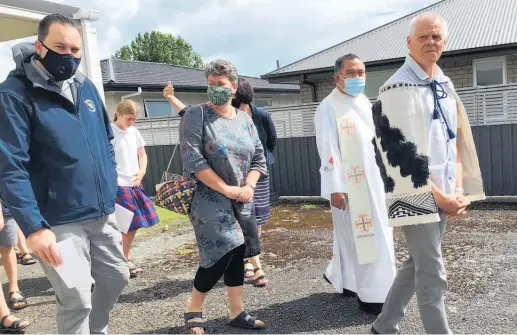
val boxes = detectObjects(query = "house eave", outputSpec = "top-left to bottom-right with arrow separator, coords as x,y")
262,44 -> 517,81
103,83 -> 300,94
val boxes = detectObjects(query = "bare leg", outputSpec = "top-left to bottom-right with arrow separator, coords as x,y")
122,230 -> 142,276
16,227 -> 29,254
186,288 -> 208,334
0,285 -> 30,330
121,230 -> 138,260
227,286 -> 264,327
249,225 -> 265,286
0,246 -> 26,310
0,246 -> 19,293
227,285 -> 244,319
15,227 -> 36,265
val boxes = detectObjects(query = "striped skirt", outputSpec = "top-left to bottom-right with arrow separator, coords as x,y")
254,175 -> 271,226
116,186 -> 160,232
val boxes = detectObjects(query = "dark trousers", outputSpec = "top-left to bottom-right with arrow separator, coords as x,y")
193,245 -> 245,293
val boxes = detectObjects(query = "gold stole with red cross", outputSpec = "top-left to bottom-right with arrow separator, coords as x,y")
330,89 -> 379,265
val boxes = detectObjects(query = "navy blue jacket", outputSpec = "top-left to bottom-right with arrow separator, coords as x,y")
0,43 -> 117,236
0,198 -> 10,217
250,104 -> 277,158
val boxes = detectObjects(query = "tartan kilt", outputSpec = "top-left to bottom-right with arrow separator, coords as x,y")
116,186 -> 160,232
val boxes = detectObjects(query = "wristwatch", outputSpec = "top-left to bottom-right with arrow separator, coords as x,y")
455,187 -> 464,195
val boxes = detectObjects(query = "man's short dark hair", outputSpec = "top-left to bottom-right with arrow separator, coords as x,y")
235,78 -> 254,104
38,14 -> 80,41
334,53 -> 361,74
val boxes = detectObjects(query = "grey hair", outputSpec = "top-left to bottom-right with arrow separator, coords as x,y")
204,59 -> 239,84
334,53 -> 362,74
409,12 -> 448,39
38,14 -> 80,41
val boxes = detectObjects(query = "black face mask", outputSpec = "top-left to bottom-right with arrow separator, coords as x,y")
231,98 -> 241,109
38,41 -> 81,81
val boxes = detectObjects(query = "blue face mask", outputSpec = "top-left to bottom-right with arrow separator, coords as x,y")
341,77 -> 366,97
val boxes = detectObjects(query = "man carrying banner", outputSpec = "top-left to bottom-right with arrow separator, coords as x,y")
314,54 -> 396,315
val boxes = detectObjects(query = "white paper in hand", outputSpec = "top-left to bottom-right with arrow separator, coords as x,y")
54,238 -> 92,289
114,204 -> 134,234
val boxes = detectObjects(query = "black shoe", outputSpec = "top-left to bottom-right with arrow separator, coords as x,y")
370,325 -> 380,334
323,274 -> 357,297
342,288 -> 357,297
358,298 -> 383,315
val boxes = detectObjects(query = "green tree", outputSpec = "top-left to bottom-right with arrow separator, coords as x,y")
113,31 -> 204,68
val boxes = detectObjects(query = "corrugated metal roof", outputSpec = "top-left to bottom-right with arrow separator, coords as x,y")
265,0 -> 517,77
101,59 -> 300,93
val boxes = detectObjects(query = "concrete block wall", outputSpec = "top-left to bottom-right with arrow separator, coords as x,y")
300,76 -> 335,103
298,55 -> 516,103
439,59 -> 473,88
299,84 -> 315,103
507,55 -> 517,83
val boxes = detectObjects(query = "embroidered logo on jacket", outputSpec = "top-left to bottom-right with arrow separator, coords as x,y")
85,100 -> 96,113
322,156 -> 336,171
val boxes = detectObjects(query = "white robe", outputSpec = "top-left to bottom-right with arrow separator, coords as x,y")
314,89 -> 396,303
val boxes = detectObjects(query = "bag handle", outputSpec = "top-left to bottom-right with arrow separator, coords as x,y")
164,105 -> 204,173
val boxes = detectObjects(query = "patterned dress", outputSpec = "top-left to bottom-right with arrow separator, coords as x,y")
179,104 -> 268,268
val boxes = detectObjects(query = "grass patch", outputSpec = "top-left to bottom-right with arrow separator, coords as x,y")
135,206 -> 188,238
300,204 -> 318,210
177,246 -> 197,256
155,206 -> 185,225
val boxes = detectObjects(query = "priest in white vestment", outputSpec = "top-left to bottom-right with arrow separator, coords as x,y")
314,54 -> 396,315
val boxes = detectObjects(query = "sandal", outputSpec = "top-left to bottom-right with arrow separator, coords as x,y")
229,311 -> 265,330
19,253 -> 36,266
0,314 -> 30,333
128,261 -> 143,279
8,292 -> 27,311
244,260 -> 255,278
184,312 -> 206,334
252,268 -> 266,288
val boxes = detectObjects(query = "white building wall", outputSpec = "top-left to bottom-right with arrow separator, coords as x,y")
105,91 -> 300,120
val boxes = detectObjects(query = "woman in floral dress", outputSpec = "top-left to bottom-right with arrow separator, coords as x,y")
179,59 -> 268,334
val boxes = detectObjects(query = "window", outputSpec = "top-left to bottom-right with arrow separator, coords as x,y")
473,57 -> 506,86
473,57 -> 509,124
254,98 -> 273,108
144,99 -> 179,118
364,69 -> 397,98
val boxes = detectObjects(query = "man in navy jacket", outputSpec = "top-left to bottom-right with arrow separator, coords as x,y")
0,14 -> 129,334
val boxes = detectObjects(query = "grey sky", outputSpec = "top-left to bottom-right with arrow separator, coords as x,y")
0,0 -> 438,80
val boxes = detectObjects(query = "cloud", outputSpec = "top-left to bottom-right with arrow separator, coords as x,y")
155,25 -> 178,36
0,0 -> 440,79
202,52 -> 239,65
0,36 -> 36,81
146,0 -> 438,76
91,0 -> 140,21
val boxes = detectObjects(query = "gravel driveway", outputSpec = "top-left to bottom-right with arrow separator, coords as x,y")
5,203 -> 517,334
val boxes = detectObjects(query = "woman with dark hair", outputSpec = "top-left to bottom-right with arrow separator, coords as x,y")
164,78 -> 277,287
230,78 -> 276,287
